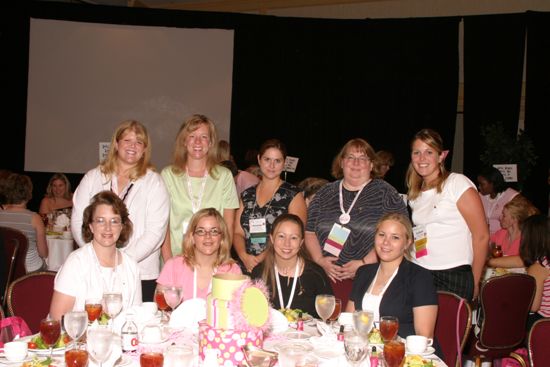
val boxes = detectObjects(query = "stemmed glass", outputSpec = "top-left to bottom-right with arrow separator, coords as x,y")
87,326 -> 113,367
383,340 -> 406,367
63,311 -> 88,348
163,286 -> 183,316
154,285 -> 170,323
84,298 -> 103,325
328,298 -> 342,325
353,310 -> 374,340
103,292 -> 123,330
39,318 -> 61,358
343,331 -> 368,367
380,316 -> 399,343
315,294 -> 336,325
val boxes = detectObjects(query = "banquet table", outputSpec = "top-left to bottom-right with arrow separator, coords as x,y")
46,234 -> 75,271
483,266 -> 527,281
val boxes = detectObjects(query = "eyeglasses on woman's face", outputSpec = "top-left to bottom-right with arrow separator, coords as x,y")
194,227 -> 221,237
93,217 -> 123,228
344,154 -> 371,165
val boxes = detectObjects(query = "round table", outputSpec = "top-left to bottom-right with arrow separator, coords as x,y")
46,235 -> 75,271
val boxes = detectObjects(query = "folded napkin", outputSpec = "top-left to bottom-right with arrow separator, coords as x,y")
169,298 -> 206,331
269,308 -> 289,334
55,213 -> 70,227
315,320 -> 337,338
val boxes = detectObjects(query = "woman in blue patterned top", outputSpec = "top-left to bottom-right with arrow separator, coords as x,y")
234,139 -> 307,273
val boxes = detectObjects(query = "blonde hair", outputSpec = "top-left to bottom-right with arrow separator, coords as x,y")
100,120 -> 153,180
45,173 -> 72,200
170,114 -> 219,176
331,138 -> 377,179
376,212 -> 414,259
217,140 -> 232,162
181,208 -> 234,268
406,128 -> 450,200
503,194 -> 540,226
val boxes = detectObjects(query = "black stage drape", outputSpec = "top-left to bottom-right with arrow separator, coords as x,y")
231,16 -> 459,192
523,11 -> 550,213
463,14 -> 526,182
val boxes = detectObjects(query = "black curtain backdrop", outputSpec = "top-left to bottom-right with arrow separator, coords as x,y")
231,16 -> 459,192
463,14 -> 526,182
523,12 -> 550,213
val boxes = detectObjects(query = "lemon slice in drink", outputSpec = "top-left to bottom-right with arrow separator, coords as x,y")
360,313 -> 371,324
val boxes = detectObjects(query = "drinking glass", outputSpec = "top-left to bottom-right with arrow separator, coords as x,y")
140,352 -> 164,367
87,326 -> 113,367
314,294 -> 336,325
63,311 -> 88,348
327,298 -> 342,325
383,340 -> 405,367
352,310 -> 374,340
164,345 -> 193,367
278,344 -> 310,367
103,292 -> 123,329
65,343 -> 89,367
154,285 -> 170,323
343,331 -> 368,367
380,316 -> 399,343
85,298 -> 103,324
39,318 -> 61,358
163,286 -> 183,311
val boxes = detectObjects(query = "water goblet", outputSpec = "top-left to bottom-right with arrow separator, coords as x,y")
39,318 -> 61,359
380,316 -> 399,343
343,331 -> 368,367
163,286 -> 183,312
87,326 -> 113,367
314,294 -> 336,325
352,310 -> 374,340
164,345 -> 194,367
63,311 -> 88,348
103,292 -> 123,329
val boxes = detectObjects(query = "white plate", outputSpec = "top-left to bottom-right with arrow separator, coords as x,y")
406,346 -> 436,357
28,346 -> 66,356
315,346 -> 344,359
272,341 -> 313,353
282,330 -> 312,340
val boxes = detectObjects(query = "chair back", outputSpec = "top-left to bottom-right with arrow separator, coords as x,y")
6,272 -> 56,333
435,291 -> 472,367
479,273 -> 536,349
528,318 -> 550,367
0,227 -> 29,306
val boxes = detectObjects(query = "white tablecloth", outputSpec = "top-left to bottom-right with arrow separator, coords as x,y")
46,235 -> 75,271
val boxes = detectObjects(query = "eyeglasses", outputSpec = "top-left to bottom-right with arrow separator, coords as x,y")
194,228 -> 221,237
344,155 -> 371,165
93,217 -> 123,227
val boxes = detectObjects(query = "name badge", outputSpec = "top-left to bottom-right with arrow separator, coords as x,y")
323,223 -> 351,257
413,225 -> 428,258
249,218 -> 267,245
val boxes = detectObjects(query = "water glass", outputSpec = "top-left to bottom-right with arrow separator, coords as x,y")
63,311 -> 88,347
103,292 -> 123,328
164,345 -> 193,367
314,294 -> 336,324
352,310 -> 374,339
278,344 -> 310,367
87,326 -> 113,367
343,331 -> 368,367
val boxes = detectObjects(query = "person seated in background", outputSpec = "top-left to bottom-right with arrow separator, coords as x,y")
218,140 -> 260,195
252,214 -> 333,318
0,173 -> 48,272
373,150 -> 395,180
157,208 -> 241,301
297,177 -> 329,208
346,213 -> 438,340
243,148 -> 261,179
0,169 -> 13,209
477,166 -> 519,235
39,173 -> 73,218
486,195 -> 539,267
517,215 -> 550,330
50,191 -> 142,321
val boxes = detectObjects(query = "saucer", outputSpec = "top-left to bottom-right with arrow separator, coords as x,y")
406,346 -> 436,356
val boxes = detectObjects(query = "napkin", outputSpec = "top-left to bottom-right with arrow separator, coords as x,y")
315,320 -> 337,338
169,298 -> 206,331
55,213 -> 70,227
269,308 -> 289,334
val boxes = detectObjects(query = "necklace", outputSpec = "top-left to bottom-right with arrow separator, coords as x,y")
339,180 -> 368,225
185,168 -> 208,214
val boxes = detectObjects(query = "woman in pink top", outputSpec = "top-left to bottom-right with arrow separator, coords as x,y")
487,195 -> 539,268
157,208 -> 241,301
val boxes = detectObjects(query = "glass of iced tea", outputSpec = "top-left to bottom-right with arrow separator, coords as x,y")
328,298 -> 342,324
39,318 -> 61,358
380,316 -> 399,343
85,298 -> 103,324
154,285 -> 170,323
140,352 -> 164,367
383,340 -> 405,367
65,343 -> 89,367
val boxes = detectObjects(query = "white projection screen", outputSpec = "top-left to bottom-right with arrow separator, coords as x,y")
26,18 -> 234,173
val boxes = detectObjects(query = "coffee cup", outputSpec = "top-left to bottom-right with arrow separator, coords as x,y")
3,341 -> 28,362
405,335 -> 433,354
338,312 -> 353,326
142,302 -> 158,315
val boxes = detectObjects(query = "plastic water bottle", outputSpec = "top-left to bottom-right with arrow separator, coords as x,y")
121,314 -> 138,352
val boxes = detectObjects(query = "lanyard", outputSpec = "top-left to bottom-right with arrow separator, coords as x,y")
186,169 -> 208,214
274,258 -> 301,309
338,180 -> 368,225
251,181 -> 281,218
192,266 -> 216,299
110,177 -> 134,203
90,245 -> 119,293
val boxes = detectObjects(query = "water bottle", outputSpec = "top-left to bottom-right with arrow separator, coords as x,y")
121,314 -> 138,352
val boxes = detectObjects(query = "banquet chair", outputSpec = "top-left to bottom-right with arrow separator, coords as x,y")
0,227 -> 28,307
526,318 -> 550,367
434,291 -> 472,367
464,273 -> 535,365
6,271 -> 56,333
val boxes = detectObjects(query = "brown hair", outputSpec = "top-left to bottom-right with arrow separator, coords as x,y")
101,120 -> 153,180
170,114 -> 219,176
45,173 -> 72,200
3,173 -> 33,204
520,214 -> 550,266
406,128 -> 450,200
82,190 -> 133,247
181,208 -> 234,268
217,140 -> 232,163
331,138 -> 377,179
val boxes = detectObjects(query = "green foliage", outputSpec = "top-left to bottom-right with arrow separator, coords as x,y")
479,122 -> 538,189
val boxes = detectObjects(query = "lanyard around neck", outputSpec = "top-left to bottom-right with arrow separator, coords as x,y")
91,245 -> 119,293
192,265 -> 216,299
186,168 -> 208,214
274,258 -> 301,309
339,180 -> 367,225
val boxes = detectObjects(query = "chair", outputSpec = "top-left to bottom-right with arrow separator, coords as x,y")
6,271 -> 56,333
434,291 -> 472,367
0,227 -> 29,306
464,273 -> 536,365
526,318 -> 550,367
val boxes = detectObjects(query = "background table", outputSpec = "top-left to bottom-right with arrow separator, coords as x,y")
46,235 -> 75,271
